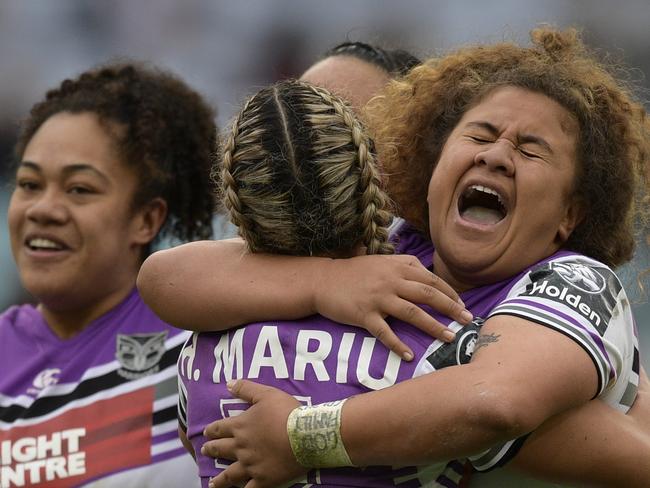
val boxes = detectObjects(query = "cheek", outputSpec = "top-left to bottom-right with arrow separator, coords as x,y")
7,199 -> 23,244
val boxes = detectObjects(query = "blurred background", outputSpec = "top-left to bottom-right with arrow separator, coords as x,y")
1,0 -> 648,361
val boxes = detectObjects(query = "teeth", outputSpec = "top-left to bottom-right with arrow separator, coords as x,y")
29,238 -> 63,250
470,185 -> 504,207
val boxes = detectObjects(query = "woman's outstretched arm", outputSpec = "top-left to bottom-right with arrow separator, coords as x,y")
204,315 -> 601,488
137,238 -> 471,358
506,367 -> 650,487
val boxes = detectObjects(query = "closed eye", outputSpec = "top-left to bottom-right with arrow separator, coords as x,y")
468,135 -> 492,144
68,185 -> 95,195
518,147 -> 542,159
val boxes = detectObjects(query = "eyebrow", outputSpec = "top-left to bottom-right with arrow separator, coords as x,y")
18,161 -> 111,184
465,121 -> 554,154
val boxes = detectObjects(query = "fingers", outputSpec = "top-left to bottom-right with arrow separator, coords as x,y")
226,379 -> 277,404
396,280 -> 473,325
401,258 -> 463,304
204,418 -> 234,439
209,462 -> 248,488
381,297 -> 457,342
201,438 -> 238,461
363,313 -> 414,361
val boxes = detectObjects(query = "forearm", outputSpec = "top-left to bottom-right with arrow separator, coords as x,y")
339,319 -> 596,467
137,239 -> 328,331
511,400 -> 650,487
340,364 -> 528,466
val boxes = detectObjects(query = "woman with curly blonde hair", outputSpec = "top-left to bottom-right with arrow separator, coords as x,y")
141,27 -> 650,487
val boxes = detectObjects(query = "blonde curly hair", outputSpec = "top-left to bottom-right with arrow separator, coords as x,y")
368,27 -> 649,267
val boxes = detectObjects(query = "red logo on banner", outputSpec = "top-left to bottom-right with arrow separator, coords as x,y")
0,387 -> 154,487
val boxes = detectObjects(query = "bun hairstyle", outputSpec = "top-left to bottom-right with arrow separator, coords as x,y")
324,41 -> 421,76
218,79 -> 394,257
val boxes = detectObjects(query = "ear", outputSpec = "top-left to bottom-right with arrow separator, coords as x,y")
130,197 -> 168,246
556,197 -> 584,244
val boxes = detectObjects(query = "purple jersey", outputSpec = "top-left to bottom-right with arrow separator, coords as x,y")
0,289 -> 198,488
180,221 -> 639,487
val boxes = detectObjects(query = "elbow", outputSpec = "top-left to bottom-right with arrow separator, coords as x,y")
468,385 -> 543,442
137,250 -> 176,323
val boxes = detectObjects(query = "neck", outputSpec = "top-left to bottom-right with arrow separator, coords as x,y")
38,285 -> 135,339
432,252 -> 477,293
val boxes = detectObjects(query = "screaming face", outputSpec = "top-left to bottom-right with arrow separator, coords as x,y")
427,86 -> 583,291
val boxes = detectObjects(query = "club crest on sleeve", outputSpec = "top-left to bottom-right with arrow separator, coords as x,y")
551,262 -> 606,293
426,317 -> 484,370
116,331 -> 168,379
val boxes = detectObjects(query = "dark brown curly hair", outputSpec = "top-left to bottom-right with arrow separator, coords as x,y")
14,61 -> 216,252
368,27 -> 649,268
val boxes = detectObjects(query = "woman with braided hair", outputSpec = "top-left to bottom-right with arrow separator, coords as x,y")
0,62 -> 215,487
178,79 -> 461,487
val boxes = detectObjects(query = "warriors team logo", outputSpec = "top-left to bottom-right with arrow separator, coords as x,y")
426,317 -> 484,370
116,331 -> 168,379
551,262 -> 606,294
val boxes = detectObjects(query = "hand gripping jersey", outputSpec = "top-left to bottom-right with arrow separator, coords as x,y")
0,289 -> 198,488
179,222 -> 639,487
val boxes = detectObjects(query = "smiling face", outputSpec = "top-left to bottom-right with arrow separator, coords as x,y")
428,86 -> 582,290
8,111 -> 158,314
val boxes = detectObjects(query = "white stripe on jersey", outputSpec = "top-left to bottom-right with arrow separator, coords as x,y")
0,331 -> 190,409
153,418 -> 179,437
151,437 -> 185,456
0,363 -> 179,429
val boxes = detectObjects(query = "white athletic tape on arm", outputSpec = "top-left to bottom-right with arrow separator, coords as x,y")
287,399 -> 354,468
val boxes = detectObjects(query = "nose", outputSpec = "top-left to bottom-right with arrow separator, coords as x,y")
25,190 -> 69,225
473,139 -> 515,176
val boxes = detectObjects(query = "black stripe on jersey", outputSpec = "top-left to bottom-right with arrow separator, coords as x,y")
633,347 -> 640,375
153,404 -> 179,425
0,342 -> 183,424
490,311 -> 605,398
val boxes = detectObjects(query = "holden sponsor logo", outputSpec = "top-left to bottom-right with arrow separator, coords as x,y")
0,428 -> 86,487
116,331 -> 168,379
552,262 -> 606,294
527,279 -> 602,327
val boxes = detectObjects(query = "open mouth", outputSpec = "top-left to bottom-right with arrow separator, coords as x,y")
26,237 -> 67,252
458,184 -> 507,225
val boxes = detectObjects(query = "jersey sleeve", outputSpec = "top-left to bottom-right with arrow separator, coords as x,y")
177,334 -> 195,432
469,255 -> 639,472
177,373 -> 188,432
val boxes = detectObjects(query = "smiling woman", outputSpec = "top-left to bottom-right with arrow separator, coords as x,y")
0,62 -> 215,487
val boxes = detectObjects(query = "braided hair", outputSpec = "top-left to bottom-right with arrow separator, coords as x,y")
15,62 -> 217,252
217,79 -> 394,257
324,41 -> 421,76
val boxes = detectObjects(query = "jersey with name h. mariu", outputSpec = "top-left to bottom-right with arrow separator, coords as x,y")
179,223 -> 639,487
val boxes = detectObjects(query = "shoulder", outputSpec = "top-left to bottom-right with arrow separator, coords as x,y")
503,252 -> 625,334
116,289 -> 188,338
0,303 -> 40,331
493,251 -> 637,399
390,219 -> 434,266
